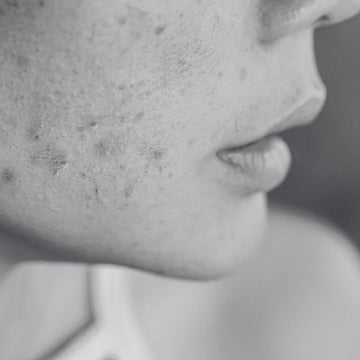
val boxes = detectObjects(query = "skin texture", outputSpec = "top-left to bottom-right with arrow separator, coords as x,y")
0,0 -> 359,279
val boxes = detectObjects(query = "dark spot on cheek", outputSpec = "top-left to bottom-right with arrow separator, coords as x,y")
135,111 -> 145,121
1,169 -> 15,184
152,149 -> 164,160
38,0 -> 45,7
155,25 -> 166,36
123,183 -> 135,199
31,145 -> 68,175
94,140 -> 110,158
27,122 -> 43,142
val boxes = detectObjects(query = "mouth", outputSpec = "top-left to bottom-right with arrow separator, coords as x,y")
211,96 -> 325,196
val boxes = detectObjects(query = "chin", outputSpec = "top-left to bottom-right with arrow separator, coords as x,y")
122,193 -> 268,281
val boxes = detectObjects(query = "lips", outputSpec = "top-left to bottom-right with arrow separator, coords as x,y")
207,95 -> 325,196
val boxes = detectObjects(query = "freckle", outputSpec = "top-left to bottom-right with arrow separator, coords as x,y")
1,169 -> 15,184
38,0 -> 45,7
155,25 -> 166,36
168,172 -> 173,178
80,172 -> 87,179
90,121 -> 98,129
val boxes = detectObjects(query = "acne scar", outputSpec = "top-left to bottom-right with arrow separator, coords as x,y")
31,144 -> 68,175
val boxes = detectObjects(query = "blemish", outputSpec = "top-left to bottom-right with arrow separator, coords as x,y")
27,123 -> 42,142
94,140 -> 110,158
1,169 -> 15,184
152,149 -> 164,160
155,25 -> 166,36
135,111 -> 145,121
123,183 -> 135,199
31,145 -> 68,175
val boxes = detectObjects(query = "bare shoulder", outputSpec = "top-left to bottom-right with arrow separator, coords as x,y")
267,202 -> 360,286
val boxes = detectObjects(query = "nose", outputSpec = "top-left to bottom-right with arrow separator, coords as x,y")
259,0 -> 360,42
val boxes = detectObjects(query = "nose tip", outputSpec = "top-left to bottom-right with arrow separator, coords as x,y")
259,0 -> 360,42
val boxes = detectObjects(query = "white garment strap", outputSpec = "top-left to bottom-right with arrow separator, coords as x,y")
40,266 -> 153,360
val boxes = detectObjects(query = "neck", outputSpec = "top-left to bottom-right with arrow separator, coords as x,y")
0,231 -> 32,287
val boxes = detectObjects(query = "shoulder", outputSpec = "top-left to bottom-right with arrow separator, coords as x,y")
240,203 -> 360,358
267,202 -> 360,286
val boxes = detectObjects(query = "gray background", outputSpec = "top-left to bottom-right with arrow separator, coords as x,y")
272,17 -> 360,245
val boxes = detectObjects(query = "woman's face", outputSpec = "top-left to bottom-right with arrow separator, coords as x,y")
0,0 -> 359,278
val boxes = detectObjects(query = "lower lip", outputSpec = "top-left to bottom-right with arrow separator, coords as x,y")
211,136 -> 292,195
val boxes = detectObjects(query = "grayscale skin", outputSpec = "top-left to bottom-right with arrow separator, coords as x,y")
0,1 -> 360,281
0,2 -> 360,357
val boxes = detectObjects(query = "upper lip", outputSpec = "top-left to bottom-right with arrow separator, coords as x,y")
219,90 -> 326,152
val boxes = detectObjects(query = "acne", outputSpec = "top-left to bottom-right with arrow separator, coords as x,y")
27,122 -> 42,142
123,183 -> 135,199
31,144 -> 68,175
134,111 -> 145,121
1,169 -> 15,184
155,25 -> 166,36
94,140 -> 109,158
152,149 -> 165,161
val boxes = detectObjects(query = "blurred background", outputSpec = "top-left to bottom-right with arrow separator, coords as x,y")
272,16 -> 360,246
